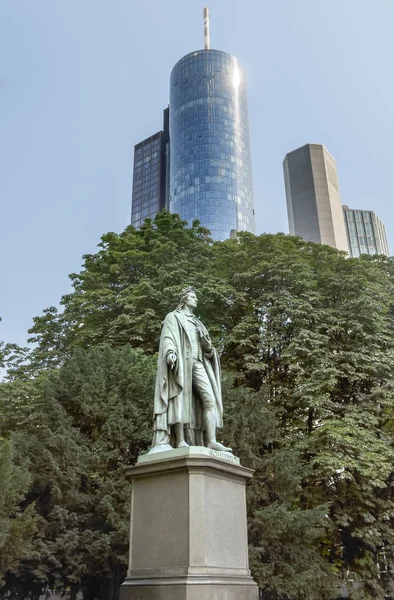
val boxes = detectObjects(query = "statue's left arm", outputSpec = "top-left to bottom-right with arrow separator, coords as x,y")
198,322 -> 214,358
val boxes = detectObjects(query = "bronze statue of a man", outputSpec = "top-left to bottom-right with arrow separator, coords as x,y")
151,287 -> 231,453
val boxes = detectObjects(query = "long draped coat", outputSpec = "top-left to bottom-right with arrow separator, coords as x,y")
153,309 -> 223,439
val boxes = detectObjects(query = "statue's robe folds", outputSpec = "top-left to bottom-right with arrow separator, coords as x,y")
152,309 -> 223,446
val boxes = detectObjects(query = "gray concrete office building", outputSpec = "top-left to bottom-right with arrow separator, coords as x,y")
283,144 -> 348,252
343,206 -> 390,257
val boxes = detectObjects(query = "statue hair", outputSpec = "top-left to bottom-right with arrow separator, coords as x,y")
177,286 -> 196,310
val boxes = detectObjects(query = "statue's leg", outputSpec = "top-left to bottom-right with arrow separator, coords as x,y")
192,361 -> 232,453
184,427 -> 196,446
195,429 -> 204,446
174,422 -> 189,448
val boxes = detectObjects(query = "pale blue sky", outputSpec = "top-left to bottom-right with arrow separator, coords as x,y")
1,0 -> 393,347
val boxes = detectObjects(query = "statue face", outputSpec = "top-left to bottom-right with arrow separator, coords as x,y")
184,291 -> 198,310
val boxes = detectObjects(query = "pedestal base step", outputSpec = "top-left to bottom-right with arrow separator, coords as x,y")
120,575 -> 259,600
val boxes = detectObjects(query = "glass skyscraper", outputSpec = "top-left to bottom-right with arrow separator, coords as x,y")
169,49 -> 255,240
343,206 -> 390,257
131,12 -> 255,240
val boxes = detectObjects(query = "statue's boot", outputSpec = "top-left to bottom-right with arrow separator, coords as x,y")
204,408 -> 232,453
177,440 -> 189,448
207,441 -> 233,452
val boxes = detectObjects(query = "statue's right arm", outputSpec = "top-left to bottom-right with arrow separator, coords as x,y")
162,313 -> 178,367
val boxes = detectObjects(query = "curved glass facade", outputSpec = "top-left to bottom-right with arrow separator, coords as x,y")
169,49 -> 255,240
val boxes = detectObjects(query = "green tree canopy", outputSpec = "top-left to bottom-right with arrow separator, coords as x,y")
0,437 -> 37,587
0,346 -> 155,599
2,214 -> 394,599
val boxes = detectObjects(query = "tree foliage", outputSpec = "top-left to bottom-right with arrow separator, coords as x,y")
0,438 -> 37,586
1,213 -> 394,599
223,378 -> 335,599
0,346 -> 155,599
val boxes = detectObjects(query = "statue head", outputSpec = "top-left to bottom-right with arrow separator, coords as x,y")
177,286 -> 198,311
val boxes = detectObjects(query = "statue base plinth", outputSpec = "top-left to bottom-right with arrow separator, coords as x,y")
120,447 -> 258,600
120,580 -> 258,600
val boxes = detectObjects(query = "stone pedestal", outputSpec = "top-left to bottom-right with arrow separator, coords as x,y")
120,446 -> 258,600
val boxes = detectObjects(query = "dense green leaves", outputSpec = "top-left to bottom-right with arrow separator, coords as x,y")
0,438 -> 37,585
1,213 -> 394,599
223,379 -> 335,599
28,213 -> 215,356
0,346 -> 155,599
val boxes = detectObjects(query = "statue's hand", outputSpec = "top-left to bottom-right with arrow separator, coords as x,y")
201,334 -> 212,353
166,351 -> 177,369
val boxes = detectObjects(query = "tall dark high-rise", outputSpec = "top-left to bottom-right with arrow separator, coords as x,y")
131,8 -> 255,240
131,108 -> 169,229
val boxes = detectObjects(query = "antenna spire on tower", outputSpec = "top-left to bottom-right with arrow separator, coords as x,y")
203,7 -> 210,50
